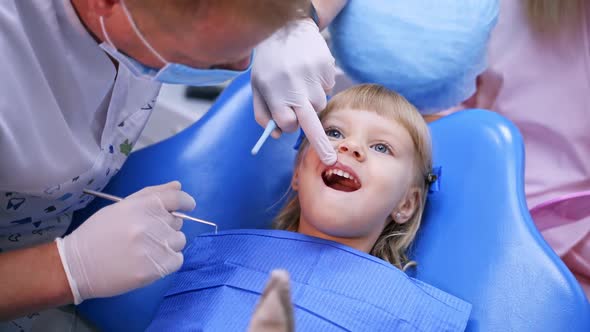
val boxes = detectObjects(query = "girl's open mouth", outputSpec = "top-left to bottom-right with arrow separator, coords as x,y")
321,164 -> 362,192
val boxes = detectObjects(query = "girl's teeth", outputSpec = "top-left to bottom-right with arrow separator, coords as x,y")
324,168 -> 357,182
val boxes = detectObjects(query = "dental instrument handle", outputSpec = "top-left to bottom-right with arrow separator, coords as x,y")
83,189 -> 218,233
84,189 -> 123,203
251,120 -> 277,155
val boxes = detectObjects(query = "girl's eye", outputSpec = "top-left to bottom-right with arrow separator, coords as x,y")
372,143 -> 391,154
326,128 -> 343,139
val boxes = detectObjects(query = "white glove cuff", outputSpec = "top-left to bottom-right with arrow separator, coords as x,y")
55,237 -> 83,305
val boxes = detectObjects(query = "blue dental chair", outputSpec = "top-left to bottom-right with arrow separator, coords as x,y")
72,73 -> 590,331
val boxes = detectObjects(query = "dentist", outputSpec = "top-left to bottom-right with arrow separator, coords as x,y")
0,0 -> 341,327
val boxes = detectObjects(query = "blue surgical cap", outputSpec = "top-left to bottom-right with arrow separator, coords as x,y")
329,0 -> 499,113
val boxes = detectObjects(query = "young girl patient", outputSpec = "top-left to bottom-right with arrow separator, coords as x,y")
147,85 -> 470,331
274,83 -> 433,271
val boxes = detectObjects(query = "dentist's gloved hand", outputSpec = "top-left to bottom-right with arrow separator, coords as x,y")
251,19 -> 337,166
55,181 -> 195,304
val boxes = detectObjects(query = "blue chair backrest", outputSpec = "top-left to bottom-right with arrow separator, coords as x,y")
72,73 -> 590,331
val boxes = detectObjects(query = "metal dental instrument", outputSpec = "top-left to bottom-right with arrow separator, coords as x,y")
251,120 -> 277,155
83,189 -> 218,233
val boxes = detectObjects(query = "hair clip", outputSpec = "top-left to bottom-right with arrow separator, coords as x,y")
426,166 -> 441,194
426,173 -> 437,184
293,129 -> 306,151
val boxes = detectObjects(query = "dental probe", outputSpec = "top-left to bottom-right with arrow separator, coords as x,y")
83,188 -> 218,233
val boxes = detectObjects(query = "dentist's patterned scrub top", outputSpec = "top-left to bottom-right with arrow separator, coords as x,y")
0,0 -> 161,329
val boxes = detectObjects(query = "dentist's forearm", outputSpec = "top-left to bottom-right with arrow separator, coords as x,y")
311,0 -> 349,30
0,242 -> 73,320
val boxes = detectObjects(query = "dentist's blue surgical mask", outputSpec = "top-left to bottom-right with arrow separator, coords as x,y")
99,0 -> 252,86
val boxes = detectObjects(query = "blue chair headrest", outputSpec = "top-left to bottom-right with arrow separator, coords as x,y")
412,111 -> 590,331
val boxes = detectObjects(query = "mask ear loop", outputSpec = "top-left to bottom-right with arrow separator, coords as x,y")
99,16 -> 116,47
119,0 -> 168,65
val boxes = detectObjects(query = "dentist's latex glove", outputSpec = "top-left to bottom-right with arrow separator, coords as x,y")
251,19 -> 337,166
55,181 -> 195,304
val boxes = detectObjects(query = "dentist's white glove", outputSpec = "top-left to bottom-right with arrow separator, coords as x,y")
55,181 -> 195,304
252,19 -> 337,166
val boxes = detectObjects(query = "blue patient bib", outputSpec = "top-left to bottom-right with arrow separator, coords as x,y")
148,230 -> 471,331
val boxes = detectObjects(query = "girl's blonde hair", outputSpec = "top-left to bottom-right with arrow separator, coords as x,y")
525,0 -> 585,35
273,84 -> 433,270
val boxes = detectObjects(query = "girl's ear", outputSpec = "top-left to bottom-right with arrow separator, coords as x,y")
391,187 -> 421,224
